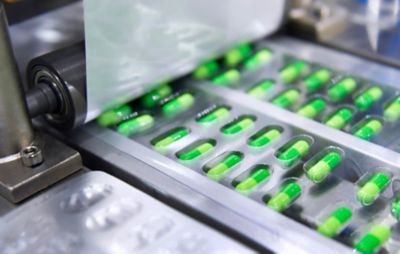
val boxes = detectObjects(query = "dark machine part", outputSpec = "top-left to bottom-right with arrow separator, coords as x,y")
27,41 -> 86,129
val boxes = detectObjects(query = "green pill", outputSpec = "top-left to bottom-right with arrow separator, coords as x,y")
97,105 -> 132,127
384,96 -> 400,121
141,83 -> 172,108
324,107 -> 353,129
235,166 -> 271,192
354,86 -> 383,111
212,69 -> 241,86
221,115 -> 255,135
224,43 -> 252,66
271,89 -> 301,109
162,93 -> 194,117
328,77 -> 357,102
267,182 -> 302,212
196,106 -> 230,124
279,60 -> 308,84
391,193 -> 400,220
243,48 -> 272,70
206,152 -> 243,181
193,61 -> 219,80
318,207 -> 352,238
248,127 -> 282,148
303,69 -> 332,92
117,114 -> 154,136
354,224 -> 391,254
306,151 -> 342,183
177,140 -> 215,161
277,139 -> 310,167
296,98 -> 327,119
357,172 -> 390,206
247,80 -> 275,99
151,127 -> 190,148
352,118 -> 383,140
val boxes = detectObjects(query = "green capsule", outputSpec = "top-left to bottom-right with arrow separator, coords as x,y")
354,86 -> 383,111
97,105 -> 132,127
151,127 -> 190,148
243,48 -> 272,70
324,107 -> 353,129
212,69 -> 241,86
328,77 -> 357,102
306,151 -> 342,183
247,80 -> 275,99
235,166 -> 271,193
391,193 -> 400,220
221,115 -> 255,135
384,96 -> 400,122
177,140 -> 216,161
162,93 -> 195,117
303,69 -> 332,92
271,89 -> 301,109
352,118 -> 383,140
318,207 -> 352,238
277,139 -> 310,167
224,43 -> 252,67
279,60 -> 308,84
248,127 -> 282,148
354,224 -> 391,254
296,98 -> 327,119
206,152 -> 243,181
193,61 -> 219,80
117,114 -> 154,136
196,106 -> 230,124
357,172 -> 390,206
141,83 -> 172,108
267,182 -> 302,212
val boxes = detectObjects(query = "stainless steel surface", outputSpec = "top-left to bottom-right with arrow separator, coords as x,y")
0,133 -> 82,203
0,3 -> 34,157
20,145 -> 43,167
0,171 -> 256,254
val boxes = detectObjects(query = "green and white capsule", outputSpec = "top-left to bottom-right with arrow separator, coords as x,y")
141,83 -> 172,108
212,69 -> 241,86
277,139 -> 311,167
151,127 -> 190,148
177,139 -> 216,161
306,151 -> 342,183
303,69 -> 332,92
247,127 -> 282,148
318,207 -> 352,238
193,61 -> 219,80
267,182 -> 302,212
97,105 -> 132,127
384,96 -> 400,121
327,77 -> 357,102
206,152 -> 243,181
243,48 -> 272,70
162,93 -> 195,117
354,86 -> 383,111
117,114 -> 154,136
235,165 -> 271,193
224,43 -> 252,67
271,89 -> 301,109
352,118 -> 383,140
324,107 -> 353,129
247,80 -> 275,99
279,60 -> 308,84
221,115 -> 256,135
357,172 -> 390,206
296,98 -> 327,119
354,224 -> 391,254
391,193 -> 400,220
196,106 -> 230,124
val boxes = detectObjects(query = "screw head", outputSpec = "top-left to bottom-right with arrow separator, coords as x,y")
20,146 -> 43,167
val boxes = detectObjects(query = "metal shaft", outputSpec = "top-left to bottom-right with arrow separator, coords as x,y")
0,4 -> 34,157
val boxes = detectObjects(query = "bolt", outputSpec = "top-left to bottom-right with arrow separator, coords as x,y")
20,145 -> 43,167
